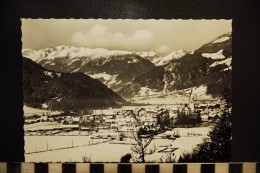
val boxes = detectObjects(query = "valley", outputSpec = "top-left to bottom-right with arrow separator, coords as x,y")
22,31 -> 232,162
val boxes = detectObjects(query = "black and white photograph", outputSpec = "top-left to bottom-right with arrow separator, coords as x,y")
22,19 -> 232,163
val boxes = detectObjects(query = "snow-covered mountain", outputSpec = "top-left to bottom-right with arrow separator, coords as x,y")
134,49 -> 187,66
118,32 -> 232,99
152,49 -> 187,66
134,51 -> 157,58
22,46 -> 155,92
133,51 -> 160,64
23,46 -> 134,63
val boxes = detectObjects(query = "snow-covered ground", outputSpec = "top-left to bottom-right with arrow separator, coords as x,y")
89,73 -> 119,88
132,85 -> 214,105
210,57 -> 232,68
222,66 -> 232,72
212,36 -> 230,43
152,49 -> 187,66
23,105 -> 62,117
201,49 -> 225,60
24,122 -> 61,131
25,126 -> 211,162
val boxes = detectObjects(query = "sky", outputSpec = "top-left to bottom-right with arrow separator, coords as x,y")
22,19 -> 232,56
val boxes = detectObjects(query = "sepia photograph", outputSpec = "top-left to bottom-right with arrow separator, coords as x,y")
22,19 -> 232,163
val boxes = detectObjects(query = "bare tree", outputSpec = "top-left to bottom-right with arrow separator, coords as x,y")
131,126 -> 158,162
82,154 -> 92,162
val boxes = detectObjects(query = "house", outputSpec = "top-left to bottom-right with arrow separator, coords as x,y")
201,115 -> 209,122
141,116 -> 157,127
137,108 -> 146,117
182,105 -> 191,115
157,109 -> 171,127
40,116 -> 48,122
118,126 -> 140,137
65,116 -> 73,124
208,104 -> 221,110
72,117 -> 80,123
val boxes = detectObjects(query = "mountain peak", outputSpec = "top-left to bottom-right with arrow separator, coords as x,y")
134,51 -> 157,57
152,49 -> 187,66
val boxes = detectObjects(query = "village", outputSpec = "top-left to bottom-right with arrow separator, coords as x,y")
23,84 -> 231,162
24,100 -> 227,137
24,98 -> 230,162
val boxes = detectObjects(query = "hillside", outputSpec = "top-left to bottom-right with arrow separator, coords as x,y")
22,47 -> 155,92
23,57 -> 125,111
118,33 -> 232,99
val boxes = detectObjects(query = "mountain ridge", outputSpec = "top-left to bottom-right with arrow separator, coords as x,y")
118,32 -> 232,99
23,57 -> 125,111
22,46 -> 156,92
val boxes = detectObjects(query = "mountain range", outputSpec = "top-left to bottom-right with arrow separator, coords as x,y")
23,32 -> 232,103
23,57 -> 125,111
23,47 -> 156,92
118,33 -> 232,99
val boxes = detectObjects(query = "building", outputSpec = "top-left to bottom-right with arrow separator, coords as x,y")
157,109 -> 171,127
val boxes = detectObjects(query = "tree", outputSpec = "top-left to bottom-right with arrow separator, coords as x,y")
159,153 -> 177,163
82,154 -> 92,162
180,112 -> 231,162
131,126 -> 158,163
120,153 -> 132,163
207,112 -> 231,161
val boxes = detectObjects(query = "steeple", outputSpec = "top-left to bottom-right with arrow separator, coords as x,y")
189,88 -> 195,112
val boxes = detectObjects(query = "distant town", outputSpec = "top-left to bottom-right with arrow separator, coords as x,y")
24,100 -> 227,137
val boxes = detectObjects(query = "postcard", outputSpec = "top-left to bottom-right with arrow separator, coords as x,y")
22,19 -> 232,163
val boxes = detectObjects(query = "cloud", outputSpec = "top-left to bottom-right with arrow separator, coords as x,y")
88,24 -> 108,36
156,44 -> 171,55
71,24 -> 154,50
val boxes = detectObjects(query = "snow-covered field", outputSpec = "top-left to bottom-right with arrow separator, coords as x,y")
25,127 -> 211,162
24,122 -> 61,131
132,85 -> 215,105
23,105 -> 62,117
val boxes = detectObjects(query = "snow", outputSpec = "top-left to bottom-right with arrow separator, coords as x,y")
23,105 -> 62,117
23,46 -> 133,63
171,127 -> 211,137
116,80 -> 122,85
90,73 -> 119,88
134,51 -> 157,58
153,49 -> 187,66
42,103 -> 48,109
25,126 -> 211,162
201,49 -> 225,60
192,85 -> 208,96
210,57 -> 232,68
132,85 -> 213,105
22,49 -> 47,62
90,73 -> 113,81
67,58 -> 80,66
127,59 -> 140,63
189,50 -> 195,54
43,71 -> 53,77
221,66 -> 232,72
212,36 -> 230,43
138,87 -> 162,97
72,67 -> 81,72
56,73 -> 61,77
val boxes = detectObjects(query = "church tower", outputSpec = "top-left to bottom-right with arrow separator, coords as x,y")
189,88 -> 195,112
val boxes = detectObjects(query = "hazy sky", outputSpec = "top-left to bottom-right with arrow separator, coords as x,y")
22,19 -> 231,56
